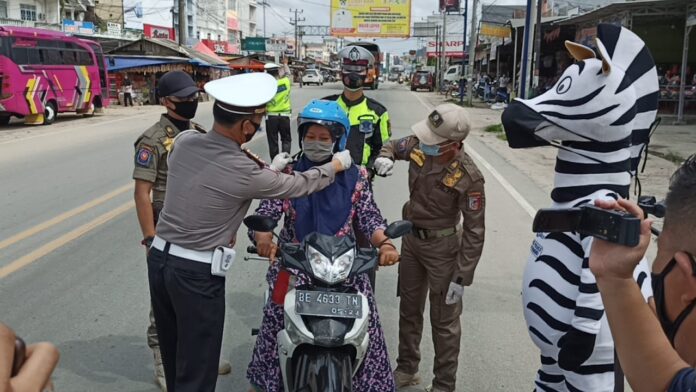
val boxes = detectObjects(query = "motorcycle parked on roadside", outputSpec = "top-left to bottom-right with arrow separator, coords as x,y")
244,216 -> 412,392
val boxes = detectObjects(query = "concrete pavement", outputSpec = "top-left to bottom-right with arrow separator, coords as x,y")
1,82 -> 560,391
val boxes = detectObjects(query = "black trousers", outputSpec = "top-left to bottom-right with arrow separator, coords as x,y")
124,92 -> 133,106
147,245 -> 225,392
265,115 -> 292,159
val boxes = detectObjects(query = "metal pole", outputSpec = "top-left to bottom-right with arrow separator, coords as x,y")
520,0 -> 537,99
532,0 -> 543,92
460,1 -> 468,105
263,1 -> 267,38
676,24 -> 692,124
441,11 -> 447,91
435,25 -> 440,84
512,25 -> 518,98
178,0 -> 187,45
467,0 -> 479,106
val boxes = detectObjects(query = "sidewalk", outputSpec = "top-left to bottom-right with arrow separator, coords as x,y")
650,123 -> 696,164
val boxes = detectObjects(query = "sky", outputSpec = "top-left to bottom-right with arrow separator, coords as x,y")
261,0 -> 528,56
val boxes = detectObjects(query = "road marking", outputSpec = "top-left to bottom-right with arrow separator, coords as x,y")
0,184 -> 132,251
0,201 -> 134,279
411,91 -> 536,218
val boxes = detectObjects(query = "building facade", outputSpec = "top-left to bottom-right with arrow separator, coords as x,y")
0,0 -> 62,29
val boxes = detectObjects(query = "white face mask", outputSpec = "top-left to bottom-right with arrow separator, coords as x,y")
303,140 -> 335,162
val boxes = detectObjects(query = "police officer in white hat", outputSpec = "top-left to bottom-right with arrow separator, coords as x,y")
147,72 -> 353,392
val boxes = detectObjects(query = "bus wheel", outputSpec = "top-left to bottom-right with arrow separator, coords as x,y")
82,102 -> 95,117
43,102 -> 57,125
0,115 -> 10,126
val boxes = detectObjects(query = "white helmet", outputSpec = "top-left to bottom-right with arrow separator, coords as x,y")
338,46 -> 374,73
264,63 -> 281,72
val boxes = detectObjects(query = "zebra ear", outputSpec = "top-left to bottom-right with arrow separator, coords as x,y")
595,37 -> 612,75
564,41 -> 595,62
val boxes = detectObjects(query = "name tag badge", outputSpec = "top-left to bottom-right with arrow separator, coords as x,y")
359,120 -> 374,136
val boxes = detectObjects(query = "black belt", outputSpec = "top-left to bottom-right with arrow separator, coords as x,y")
411,226 -> 458,240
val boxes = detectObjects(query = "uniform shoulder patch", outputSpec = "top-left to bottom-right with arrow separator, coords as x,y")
442,165 -> 465,188
409,148 -> 425,167
467,192 -> 483,211
191,121 -> 207,133
459,153 -> 484,183
164,125 -> 176,138
135,145 -> 155,167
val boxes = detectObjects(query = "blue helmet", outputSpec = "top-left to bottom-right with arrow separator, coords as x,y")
297,100 -> 351,151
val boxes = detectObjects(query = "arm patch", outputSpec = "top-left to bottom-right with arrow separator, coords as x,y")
136,145 -> 155,167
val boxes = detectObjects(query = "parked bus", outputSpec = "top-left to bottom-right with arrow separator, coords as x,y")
0,26 -> 109,125
346,42 -> 381,90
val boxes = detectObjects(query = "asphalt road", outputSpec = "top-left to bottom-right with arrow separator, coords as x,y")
1,82 -> 545,391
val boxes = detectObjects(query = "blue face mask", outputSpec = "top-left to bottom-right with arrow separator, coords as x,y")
419,142 -> 444,156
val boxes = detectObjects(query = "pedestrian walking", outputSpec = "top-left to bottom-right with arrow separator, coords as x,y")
133,70 -> 232,390
123,76 -> 134,107
264,63 -> 292,160
146,72 -> 352,392
374,103 -> 486,392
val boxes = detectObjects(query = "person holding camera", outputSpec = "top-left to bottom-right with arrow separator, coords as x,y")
0,323 -> 59,392
589,155 -> 696,391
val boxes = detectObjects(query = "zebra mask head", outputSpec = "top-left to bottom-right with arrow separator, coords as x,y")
501,23 -> 659,173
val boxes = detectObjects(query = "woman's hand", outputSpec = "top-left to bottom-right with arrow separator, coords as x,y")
255,232 -> 278,263
379,243 -> 400,266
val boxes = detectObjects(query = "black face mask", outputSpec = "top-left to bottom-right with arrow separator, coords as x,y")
651,254 -> 696,345
243,119 -> 261,143
172,100 -> 198,120
342,72 -> 364,91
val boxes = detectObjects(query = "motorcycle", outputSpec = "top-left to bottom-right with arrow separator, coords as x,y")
398,75 -> 404,84
244,216 -> 412,392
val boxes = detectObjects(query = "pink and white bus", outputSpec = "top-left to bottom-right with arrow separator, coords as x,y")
0,26 -> 110,125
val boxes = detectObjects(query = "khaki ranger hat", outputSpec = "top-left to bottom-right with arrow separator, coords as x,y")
412,103 -> 471,145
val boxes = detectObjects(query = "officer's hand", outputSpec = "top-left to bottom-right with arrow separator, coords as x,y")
445,282 -> 464,305
374,157 -> 394,177
270,152 -> 292,172
332,151 -> 353,172
378,244 -> 400,266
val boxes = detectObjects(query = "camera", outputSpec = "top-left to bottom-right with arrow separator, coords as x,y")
533,204 -> 641,247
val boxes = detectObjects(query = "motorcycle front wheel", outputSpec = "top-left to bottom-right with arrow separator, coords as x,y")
292,346 -> 353,392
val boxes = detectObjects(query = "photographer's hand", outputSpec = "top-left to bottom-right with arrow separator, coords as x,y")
589,198 -> 653,280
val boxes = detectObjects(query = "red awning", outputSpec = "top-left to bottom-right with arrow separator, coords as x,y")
193,42 -> 228,65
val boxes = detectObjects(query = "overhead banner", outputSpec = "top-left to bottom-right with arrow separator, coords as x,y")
479,23 -> 511,38
144,24 -> 176,40
330,0 -> 411,38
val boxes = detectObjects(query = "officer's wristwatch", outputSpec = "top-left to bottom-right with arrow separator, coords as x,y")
141,236 -> 155,248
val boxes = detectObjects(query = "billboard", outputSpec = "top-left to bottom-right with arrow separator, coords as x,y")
144,24 -> 176,40
330,0 -> 411,38
440,0 -> 460,12
63,19 -> 95,35
426,35 -> 465,58
124,0 -> 173,30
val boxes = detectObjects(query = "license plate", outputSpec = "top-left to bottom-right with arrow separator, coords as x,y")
295,290 -> 363,319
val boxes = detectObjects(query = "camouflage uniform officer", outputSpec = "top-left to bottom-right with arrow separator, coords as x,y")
132,71 -> 230,390
375,103 -> 486,392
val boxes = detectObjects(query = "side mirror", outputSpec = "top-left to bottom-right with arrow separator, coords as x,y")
243,215 -> 278,232
384,220 -> 413,239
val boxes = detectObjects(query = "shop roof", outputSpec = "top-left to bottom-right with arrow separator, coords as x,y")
108,38 -> 229,67
106,55 -> 188,71
554,0 -> 693,25
507,16 -> 567,29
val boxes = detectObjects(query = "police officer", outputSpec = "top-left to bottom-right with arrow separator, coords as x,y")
323,45 -> 391,171
375,103 -> 486,392
264,63 -> 292,160
147,72 -> 352,392
133,70 -> 218,391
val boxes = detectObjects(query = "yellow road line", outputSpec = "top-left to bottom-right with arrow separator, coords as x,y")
0,201 -> 134,279
0,184 -> 132,251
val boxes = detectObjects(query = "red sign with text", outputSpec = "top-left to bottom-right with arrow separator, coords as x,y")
144,24 -> 176,41
202,39 -> 238,55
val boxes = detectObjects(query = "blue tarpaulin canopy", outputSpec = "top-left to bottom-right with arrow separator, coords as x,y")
107,56 -> 188,71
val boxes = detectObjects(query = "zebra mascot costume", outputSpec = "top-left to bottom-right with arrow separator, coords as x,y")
501,24 -> 658,391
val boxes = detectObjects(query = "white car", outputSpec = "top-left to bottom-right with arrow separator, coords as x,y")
302,69 -> 324,86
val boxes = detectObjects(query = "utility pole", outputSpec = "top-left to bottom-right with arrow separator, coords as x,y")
440,11 -> 447,92
532,0 -> 543,92
263,1 -> 267,38
459,0 -> 467,105
178,0 -> 186,45
467,0 -> 479,106
520,0 -> 537,99
289,9 -> 304,59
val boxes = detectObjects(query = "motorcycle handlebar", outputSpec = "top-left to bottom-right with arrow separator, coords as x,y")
247,245 -> 258,254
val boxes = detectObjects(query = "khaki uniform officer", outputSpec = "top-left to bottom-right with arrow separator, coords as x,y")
133,70 -> 213,391
147,72 -> 353,392
374,103 -> 486,392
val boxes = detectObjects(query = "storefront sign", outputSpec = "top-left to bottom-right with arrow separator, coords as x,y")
202,39 -> 236,54
63,19 -> 95,35
330,0 -> 411,38
266,42 -> 288,52
426,36 -> 465,58
107,22 -> 122,36
242,37 -> 266,52
144,24 -> 176,40
480,23 -> 511,39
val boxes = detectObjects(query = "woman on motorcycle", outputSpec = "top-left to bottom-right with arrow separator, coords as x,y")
247,99 -> 399,392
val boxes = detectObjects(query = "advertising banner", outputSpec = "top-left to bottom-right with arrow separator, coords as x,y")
440,0 -> 460,13
426,35 -> 465,58
202,39 -> 236,54
63,19 -> 95,35
330,0 -> 411,38
479,23 -> 511,38
242,37 -> 266,52
144,24 -> 176,40
124,0 -> 173,30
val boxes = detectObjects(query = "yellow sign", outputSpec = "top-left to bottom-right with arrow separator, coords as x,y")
480,23 -> 511,39
330,0 -> 411,38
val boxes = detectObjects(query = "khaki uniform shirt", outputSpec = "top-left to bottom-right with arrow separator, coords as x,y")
132,115 -> 205,210
380,136 -> 486,285
156,130 -> 337,251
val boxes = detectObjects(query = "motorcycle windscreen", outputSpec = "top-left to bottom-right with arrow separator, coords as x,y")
292,345 -> 353,392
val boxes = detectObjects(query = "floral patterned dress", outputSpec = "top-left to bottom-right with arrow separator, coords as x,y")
246,166 -> 396,392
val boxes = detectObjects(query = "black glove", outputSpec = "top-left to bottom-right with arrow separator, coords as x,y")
557,327 -> 597,371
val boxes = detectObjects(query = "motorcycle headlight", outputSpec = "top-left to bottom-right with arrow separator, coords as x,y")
306,246 -> 355,284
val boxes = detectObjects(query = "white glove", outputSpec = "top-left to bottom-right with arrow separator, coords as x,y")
270,152 -> 292,172
374,157 -> 394,176
445,282 -> 465,305
332,150 -> 353,170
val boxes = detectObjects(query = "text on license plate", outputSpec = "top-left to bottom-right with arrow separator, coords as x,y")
295,290 -> 363,319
